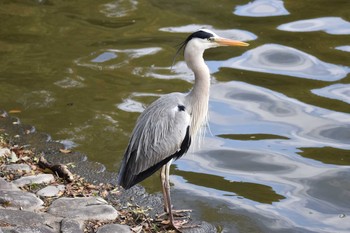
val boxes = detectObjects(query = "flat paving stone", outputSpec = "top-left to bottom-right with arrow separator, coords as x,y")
96,224 -> 131,233
1,225 -> 56,233
48,197 -> 119,221
37,185 -> 65,197
60,218 -> 84,233
2,163 -> 31,172
0,209 -> 61,231
0,177 -> 20,191
13,174 -> 55,187
0,190 -> 43,211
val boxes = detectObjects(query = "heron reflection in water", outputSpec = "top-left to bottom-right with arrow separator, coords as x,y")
118,29 -> 249,230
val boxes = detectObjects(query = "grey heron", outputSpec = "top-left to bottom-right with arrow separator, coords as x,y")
118,29 -> 249,230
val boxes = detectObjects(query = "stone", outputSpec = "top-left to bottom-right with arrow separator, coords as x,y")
13,174 -> 55,187
61,218 -> 84,233
2,163 -> 31,172
0,209 -> 61,231
37,185 -> 65,197
48,197 -> 119,221
0,190 -> 43,211
1,226 -> 56,233
96,224 -> 131,233
0,177 -> 20,191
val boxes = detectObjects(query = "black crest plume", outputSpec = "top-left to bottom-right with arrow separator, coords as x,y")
172,30 -> 214,68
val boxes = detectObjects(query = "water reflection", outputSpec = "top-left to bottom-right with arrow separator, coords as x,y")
100,0 -> 138,18
312,84 -> 350,104
234,0 -> 289,17
54,68 -> 85,89
133,61 -> 194,82
117,99 -> 145,113
75,47 -> 162,70
174,143 -> 350,232
307,125 -> 350,145
218,133 -> 289,141
176,169 -> 285,204
117,92 -> 161,113
222,44 -> 349,81
210,81 -> 350,153
304,170 -> 350,212
202,149 -> 290,173
278,17 -> 350,35
335,45 -> 350,52
17,90 -> 55,109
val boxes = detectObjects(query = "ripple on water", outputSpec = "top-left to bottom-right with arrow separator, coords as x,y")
75,48 -> 162,70
210,81 -> 350,148
205,149 -> 290,173
160,24 -> 257,42
312,84 -> 350,104
278,17 -> 350,35
234,0 -> 289,17
303,170 -> 350,212
116,92 -> 161,113
132,61 -> 194,82
307,124 -> 350,146
54,68 -> 85,89
17,90 -> 55,109
222,44 -> 349,81
117,99 -> 144,113
100,0 -> 138,18
335,45 -> 350,52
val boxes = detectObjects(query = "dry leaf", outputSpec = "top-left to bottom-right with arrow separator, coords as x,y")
9,109 -> 21,114
59,149 -> 71,154
131,225 -> 142,233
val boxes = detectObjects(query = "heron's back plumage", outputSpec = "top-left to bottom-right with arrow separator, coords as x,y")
118,93 -> 192,189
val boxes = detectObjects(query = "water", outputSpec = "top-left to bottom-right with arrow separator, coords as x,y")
1,0 -> 350,232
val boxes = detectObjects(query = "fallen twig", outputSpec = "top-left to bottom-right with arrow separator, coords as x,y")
38,156 -> 74,182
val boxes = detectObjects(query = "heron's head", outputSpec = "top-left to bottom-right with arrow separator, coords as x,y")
172,29 -> 249,70
174,29 -> 249,65
184,29 -> 249,50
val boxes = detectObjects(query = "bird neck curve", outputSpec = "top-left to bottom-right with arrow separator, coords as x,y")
184,44 -> 211,97
184,43 -> 211,138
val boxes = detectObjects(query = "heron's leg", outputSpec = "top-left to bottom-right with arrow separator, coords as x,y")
163,160 -> 176,226
160,164 -> 169,213
160,160 -> 198,231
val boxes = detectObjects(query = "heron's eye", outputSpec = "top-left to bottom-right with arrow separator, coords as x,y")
207,37 -> 214,42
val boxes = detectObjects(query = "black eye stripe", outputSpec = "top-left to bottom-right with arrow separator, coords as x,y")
187,30 -> 214,41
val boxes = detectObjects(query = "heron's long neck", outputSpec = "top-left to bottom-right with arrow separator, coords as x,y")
185,50 -> 210,137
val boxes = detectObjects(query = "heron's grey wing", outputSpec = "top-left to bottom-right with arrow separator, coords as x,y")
118,93 -> 191,189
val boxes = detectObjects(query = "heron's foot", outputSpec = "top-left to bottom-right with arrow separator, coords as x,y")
158,209 -> 192,218
162,219 -> 200,232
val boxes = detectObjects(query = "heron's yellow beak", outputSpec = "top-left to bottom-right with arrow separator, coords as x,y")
215,38 -> 249,47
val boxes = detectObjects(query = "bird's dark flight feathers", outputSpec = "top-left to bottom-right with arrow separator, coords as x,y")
118,126 -> 191,189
